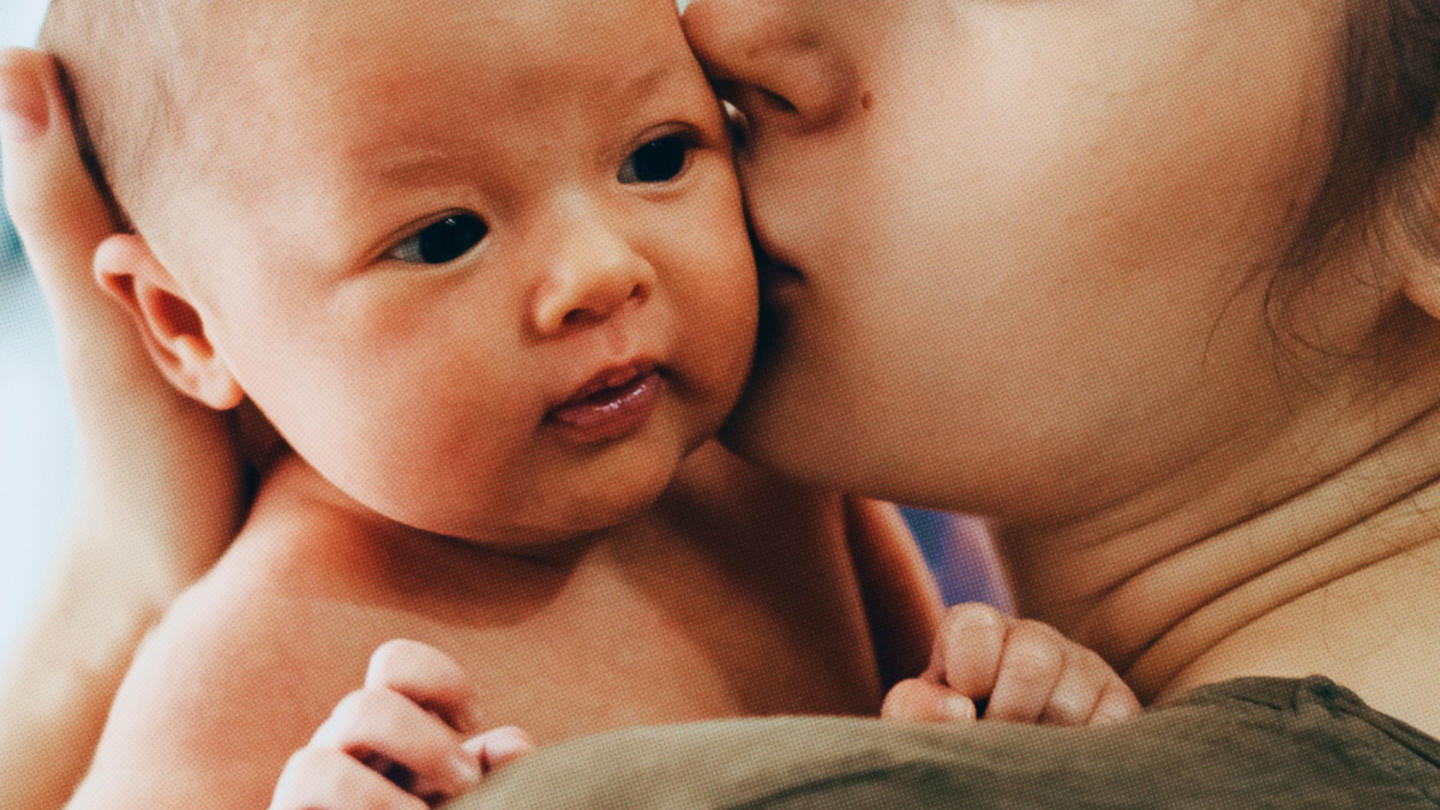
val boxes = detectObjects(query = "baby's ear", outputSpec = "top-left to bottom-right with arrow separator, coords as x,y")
93,234 -> 244,411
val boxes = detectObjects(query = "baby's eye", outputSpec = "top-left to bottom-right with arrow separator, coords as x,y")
387,214 -> 488,265
618,134 -> 692,184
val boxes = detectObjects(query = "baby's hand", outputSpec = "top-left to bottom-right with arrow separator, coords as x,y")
268,640 -> 533,809
882,603 -> 1140,727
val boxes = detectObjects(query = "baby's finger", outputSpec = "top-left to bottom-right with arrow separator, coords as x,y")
1038,648 -> 1120,726
1088,679 -> 1142,726
312,687 -> 480,799
985,620 -> 1066,723
933,603 -> 1007,700
366,639 -> 483,733
269,745 -> 428,810
881,678 -> 977,724
462,726 -> 536,774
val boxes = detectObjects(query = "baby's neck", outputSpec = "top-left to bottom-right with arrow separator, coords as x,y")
254,448 -> 655,562
243,442 -> 878,629
996,378 -> 1440,732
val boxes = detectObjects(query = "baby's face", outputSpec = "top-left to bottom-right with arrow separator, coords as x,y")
154,0 -> 755,542
689,0 -> 1350,521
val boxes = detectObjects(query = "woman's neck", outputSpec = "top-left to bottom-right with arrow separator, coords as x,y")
995,360 -> 1440,731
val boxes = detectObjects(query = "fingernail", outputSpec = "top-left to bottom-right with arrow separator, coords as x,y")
0,65 -> 47,142
463,726 -> 532,774
1091,708 -> 1126,726
484,727 -> 531,760
942,695 -> 975,722
1092,697 -> 1138,726
449,752 -> 481,785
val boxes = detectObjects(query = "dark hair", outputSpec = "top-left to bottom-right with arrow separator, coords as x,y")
1289,0 -> 1440,270
1261,0 -> 1440,367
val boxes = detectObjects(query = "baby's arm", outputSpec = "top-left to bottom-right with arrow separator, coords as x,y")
270,640 -> 531,810
882,603 -> 1140,726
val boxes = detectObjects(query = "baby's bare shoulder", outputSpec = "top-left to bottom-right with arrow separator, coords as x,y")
78,512 -> 384,807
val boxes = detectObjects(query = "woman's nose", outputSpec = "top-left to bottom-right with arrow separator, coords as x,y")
682,0 -> 857,134
530,222 -> 656,337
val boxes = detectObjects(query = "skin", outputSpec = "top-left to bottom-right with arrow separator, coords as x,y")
108,0 -> 758,545
1,1 -> 1131,807
6,0 -> 1439,804
274,619 -> 1133,808
684,0 -> 1440,731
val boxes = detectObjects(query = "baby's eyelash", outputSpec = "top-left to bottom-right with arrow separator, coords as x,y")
387,214 -> 489,266
618,132 -> 696,185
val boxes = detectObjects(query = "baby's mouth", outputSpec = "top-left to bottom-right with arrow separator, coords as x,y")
545,362 -> 664,442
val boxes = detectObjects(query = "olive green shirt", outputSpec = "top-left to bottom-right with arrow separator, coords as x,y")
449,677 -> 1440,808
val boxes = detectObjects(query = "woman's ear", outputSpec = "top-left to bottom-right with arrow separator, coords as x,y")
1394,135 -> 1440,320
93,233 -> 244,411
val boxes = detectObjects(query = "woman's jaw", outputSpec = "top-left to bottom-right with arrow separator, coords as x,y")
696,0 -> 1440,718
697,0 -> 1349,518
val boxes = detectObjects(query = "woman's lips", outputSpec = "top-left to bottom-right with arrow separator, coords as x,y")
752,253 -> 803,379
756,249 -> 805,311
545,363 -> 664,443
760,234 -> 806,306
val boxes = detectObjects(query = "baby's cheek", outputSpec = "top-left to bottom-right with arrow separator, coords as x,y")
686,253 -> 758,385
293,358 -> 515,531
662,187 -> 757,387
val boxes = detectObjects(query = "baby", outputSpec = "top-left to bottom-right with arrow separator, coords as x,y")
38,0 -> 1138,807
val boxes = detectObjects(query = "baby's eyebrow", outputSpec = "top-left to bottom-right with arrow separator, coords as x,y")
621,59 -> 684,103
347,145 -> 467,187
340,61 -> 690,186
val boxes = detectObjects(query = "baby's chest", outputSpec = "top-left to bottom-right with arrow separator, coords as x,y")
451,592 -> 876,738
310,571 -> 879,743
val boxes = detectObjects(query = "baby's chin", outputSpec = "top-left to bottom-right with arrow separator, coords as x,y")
321,383 -> 730,549
355,450 -> 690,551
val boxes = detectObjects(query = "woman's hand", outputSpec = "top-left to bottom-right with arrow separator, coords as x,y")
0,47 -> 250,810
1,47 -> 247,600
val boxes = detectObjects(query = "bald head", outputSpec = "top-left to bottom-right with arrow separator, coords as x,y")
39,0 -> 234,231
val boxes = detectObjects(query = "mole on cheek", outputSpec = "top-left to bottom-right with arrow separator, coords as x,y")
860,91 -> 875,111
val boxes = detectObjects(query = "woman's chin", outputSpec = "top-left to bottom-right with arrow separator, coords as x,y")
717,365 -> 836,490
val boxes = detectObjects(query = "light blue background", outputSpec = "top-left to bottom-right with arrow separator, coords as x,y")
0,0 -> 71,663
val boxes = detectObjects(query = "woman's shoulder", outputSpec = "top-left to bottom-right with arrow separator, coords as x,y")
1173,676 -> 1440,787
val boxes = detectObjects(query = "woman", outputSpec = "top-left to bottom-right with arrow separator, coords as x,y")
3,0 -> 1439,806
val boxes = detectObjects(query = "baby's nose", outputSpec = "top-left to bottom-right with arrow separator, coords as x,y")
530,239 -> 655,337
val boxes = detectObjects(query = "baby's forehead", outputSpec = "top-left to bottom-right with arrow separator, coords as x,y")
151,0 -> 704,248
194,0 -> 692,131
187,0 -> 700,166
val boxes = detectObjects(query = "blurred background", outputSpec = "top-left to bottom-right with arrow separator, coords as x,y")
1,0 -> 76,661
0,0 -> 1005,667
